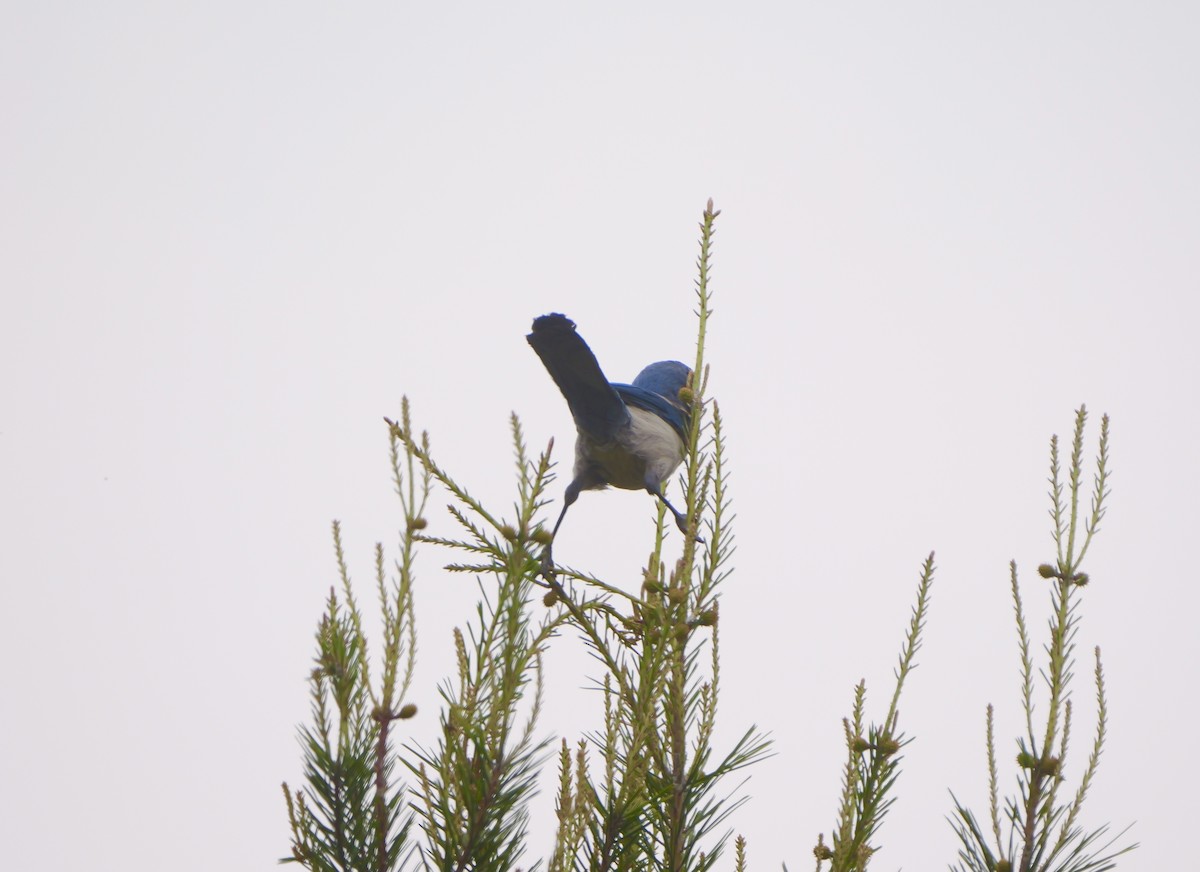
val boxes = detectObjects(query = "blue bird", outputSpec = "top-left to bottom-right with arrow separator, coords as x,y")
527,313 -> 697,566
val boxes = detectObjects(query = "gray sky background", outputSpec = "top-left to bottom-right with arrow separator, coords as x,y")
3,2 -> 1197,869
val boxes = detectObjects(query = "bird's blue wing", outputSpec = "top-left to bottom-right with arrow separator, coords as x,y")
527,313 -> 630,442
613,359 -> 692,443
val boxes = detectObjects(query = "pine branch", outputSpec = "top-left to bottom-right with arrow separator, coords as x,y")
949,407 -> 1134,872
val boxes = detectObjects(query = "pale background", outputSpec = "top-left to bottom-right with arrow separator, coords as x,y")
3,2 -> 1197,869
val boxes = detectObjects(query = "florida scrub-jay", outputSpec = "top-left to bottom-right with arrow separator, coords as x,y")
527,313 -> 696,566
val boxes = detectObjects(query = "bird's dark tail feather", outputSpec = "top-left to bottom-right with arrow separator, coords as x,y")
527,313 -> 629,441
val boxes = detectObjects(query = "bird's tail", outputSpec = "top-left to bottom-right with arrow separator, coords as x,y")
527,314 -> 629,441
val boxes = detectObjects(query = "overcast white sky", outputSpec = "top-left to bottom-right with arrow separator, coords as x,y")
3,2 -> 1198,869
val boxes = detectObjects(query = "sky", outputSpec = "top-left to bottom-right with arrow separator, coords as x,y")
3,2 -> 1198,869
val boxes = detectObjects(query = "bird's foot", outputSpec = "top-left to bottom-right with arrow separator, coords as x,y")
671,511 -> 705,545
539,546 -> 557,581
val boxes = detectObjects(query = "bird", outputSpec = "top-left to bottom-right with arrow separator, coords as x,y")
526,313 -> 697,569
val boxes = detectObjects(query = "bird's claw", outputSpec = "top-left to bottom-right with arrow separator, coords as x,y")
539,546 -> 557,581
672,512 -> 705,545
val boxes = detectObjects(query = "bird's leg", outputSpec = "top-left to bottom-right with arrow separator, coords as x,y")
539,506 -> 565,578
648,482 -> 705,544
540,482 -> 581,579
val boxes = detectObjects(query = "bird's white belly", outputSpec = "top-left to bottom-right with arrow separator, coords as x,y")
575,406 -> 685,491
